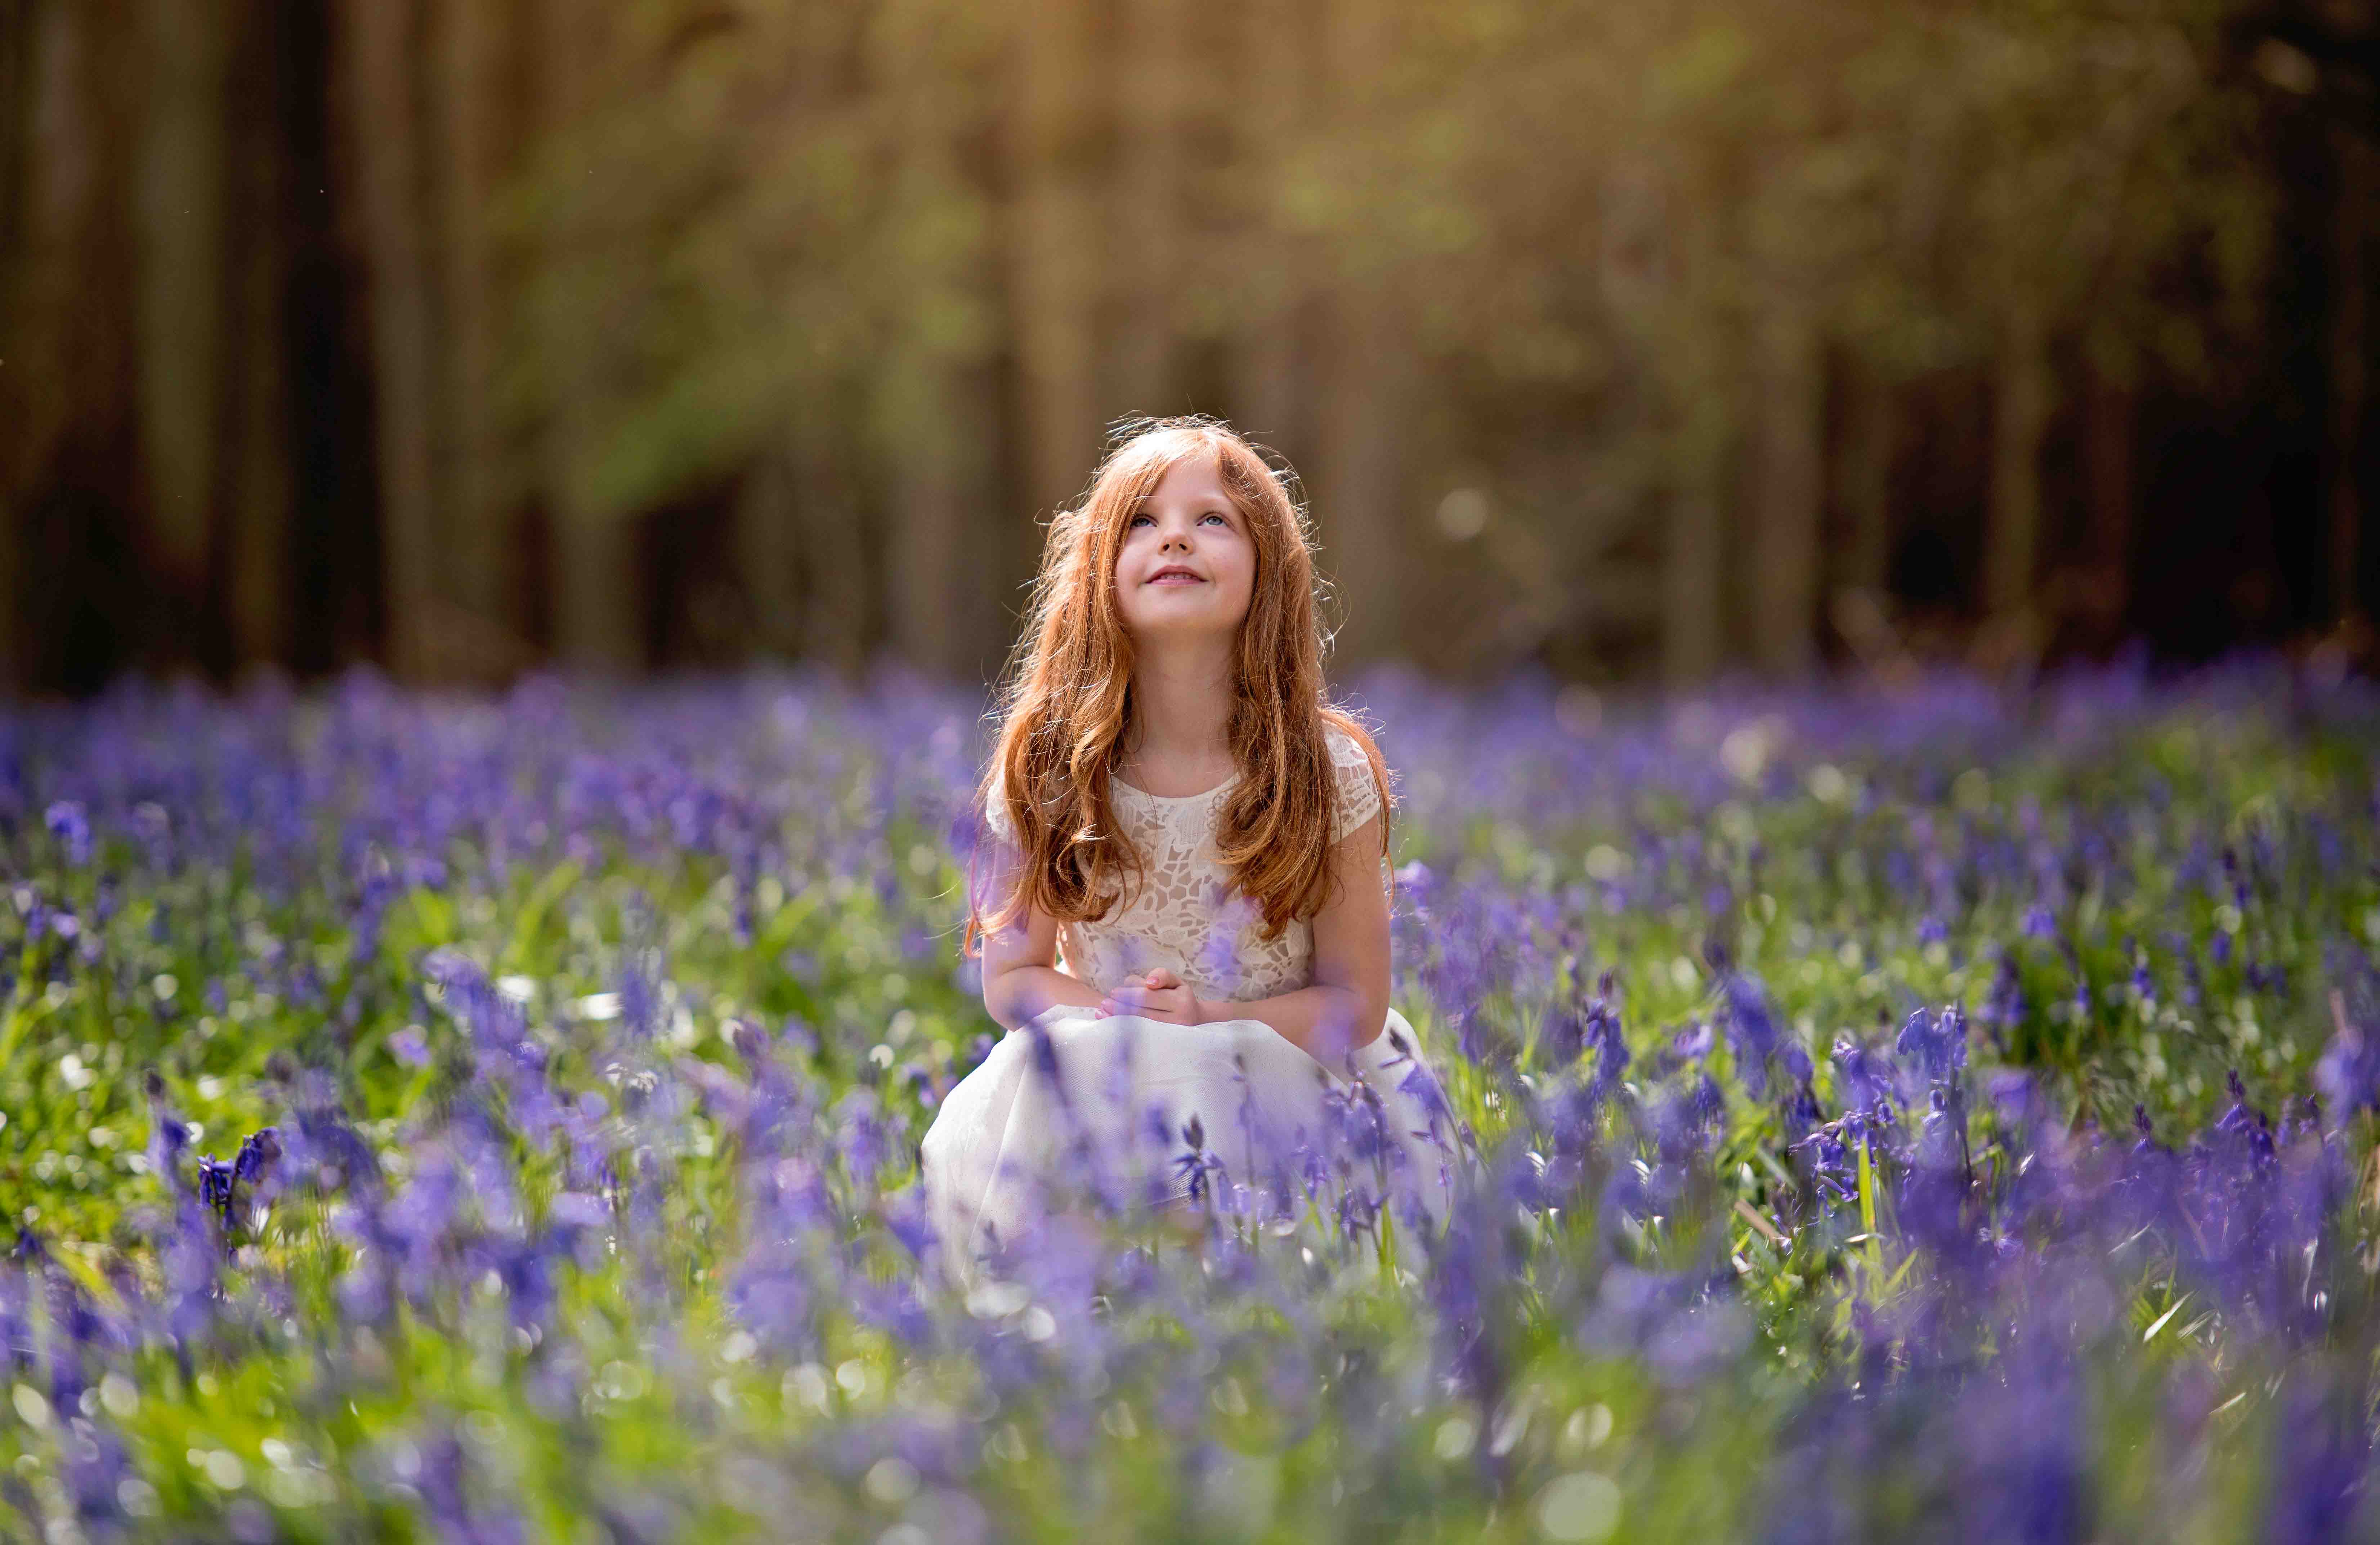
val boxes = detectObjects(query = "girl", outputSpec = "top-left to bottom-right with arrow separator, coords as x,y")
918,417 -> 1460,1282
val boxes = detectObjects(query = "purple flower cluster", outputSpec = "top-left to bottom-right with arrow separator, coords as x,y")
0,657 -> 2375,1538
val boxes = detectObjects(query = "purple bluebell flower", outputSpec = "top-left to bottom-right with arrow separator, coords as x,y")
44,801 -> 90,865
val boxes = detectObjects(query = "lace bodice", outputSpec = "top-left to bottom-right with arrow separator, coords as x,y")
983,727 -> 1387,1003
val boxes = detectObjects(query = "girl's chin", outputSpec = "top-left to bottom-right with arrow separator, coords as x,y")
1121,611 -> 1247,642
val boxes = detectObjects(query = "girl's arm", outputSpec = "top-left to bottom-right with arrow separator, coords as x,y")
1194,813 -> 1392,1063
975,837 -> 1109,1031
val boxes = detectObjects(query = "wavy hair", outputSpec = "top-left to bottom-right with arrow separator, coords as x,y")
961,416 -> 1393,964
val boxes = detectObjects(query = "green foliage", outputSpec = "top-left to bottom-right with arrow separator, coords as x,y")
4,676 -> 2377,1538
493,0 -> 2283,561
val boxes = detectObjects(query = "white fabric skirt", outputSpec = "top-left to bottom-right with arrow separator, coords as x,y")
918,1003 -> 1460,1285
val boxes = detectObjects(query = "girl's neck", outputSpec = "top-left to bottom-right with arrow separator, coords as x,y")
1124,642 -> 1235,776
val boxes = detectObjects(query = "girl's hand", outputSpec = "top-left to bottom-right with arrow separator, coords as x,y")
1099,967 -> 1203,1026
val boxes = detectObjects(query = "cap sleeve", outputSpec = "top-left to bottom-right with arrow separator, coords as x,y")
981,762 -> 1019,846
1326,728 -> 1384,844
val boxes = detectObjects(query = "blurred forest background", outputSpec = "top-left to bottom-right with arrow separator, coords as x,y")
1,0 -> 2375,696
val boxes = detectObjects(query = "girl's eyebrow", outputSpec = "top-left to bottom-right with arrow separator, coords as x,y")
1129,501 -> 1236,521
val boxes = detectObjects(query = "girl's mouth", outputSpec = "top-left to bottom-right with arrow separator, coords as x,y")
1148,569 -> 1204,585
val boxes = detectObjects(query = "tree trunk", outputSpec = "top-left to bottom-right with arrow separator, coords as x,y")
555,509 -> 640,675
735,450 -> 800,660
2082,360 -> 2135,641
219,215 -> 292,672
1651,173 -> 1730,687
131,0 -> 230,639
1315,0 -> 1410,665
534,0 -> 636,673
0,0 -> 42,689
339,0 -> 440,678
793,414 -> 871,677
214,0 -> 291,672
431,0 -> 507,654
0,0 -> 30,322
884,388 -> 980,680
281,0 -> 382,677
12,0 -> 146,693
1315,312 -> 1412,665
1231,0 -> 1310,465
872,8 -> 990,682
1663,401 -> 1728,687
1983,292 -> 2051,626
1838,361 -> 1896,599
1111,0 -> 1185,415
1746,298 -> 1824,674
1006,2 -> 1101,517
2327,119 -> 2371,629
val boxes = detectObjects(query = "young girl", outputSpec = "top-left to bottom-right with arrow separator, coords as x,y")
918,417 -> 1460,1281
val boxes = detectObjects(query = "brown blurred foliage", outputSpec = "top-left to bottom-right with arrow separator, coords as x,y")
0,0 -> 2373,694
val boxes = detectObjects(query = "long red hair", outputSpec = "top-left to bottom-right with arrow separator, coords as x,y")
961,416 -> 1394,963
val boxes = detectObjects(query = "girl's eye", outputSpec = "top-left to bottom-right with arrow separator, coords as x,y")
1128,511 -> 1228,528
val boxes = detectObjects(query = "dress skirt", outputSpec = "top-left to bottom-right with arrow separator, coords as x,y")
918,1003 -> 1460,1285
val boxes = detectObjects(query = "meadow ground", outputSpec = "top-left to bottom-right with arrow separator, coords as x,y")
5,658 -> 2380,1542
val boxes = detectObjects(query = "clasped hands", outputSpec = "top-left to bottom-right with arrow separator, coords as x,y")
1096,966 -> 1204,1026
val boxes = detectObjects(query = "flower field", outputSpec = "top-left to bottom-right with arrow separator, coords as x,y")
5,660 -> 2380,1542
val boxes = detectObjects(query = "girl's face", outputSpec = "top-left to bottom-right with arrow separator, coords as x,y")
1112,452 -> 1256,648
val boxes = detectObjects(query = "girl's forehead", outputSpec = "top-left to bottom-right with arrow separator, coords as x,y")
1143,451 -> 1229,500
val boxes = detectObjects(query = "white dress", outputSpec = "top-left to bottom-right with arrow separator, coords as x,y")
918,727 -> 1461,1281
